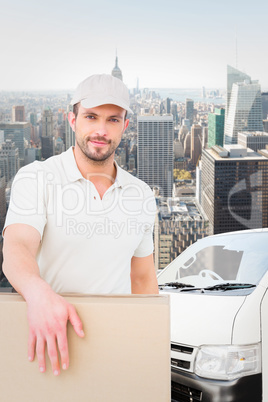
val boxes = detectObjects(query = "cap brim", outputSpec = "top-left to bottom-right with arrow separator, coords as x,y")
75,97 -> 133,114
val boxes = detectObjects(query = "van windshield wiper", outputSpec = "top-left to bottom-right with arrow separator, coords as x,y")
158,282 -> 195,289
204,283 -> 256,291
181,283 -> 256,292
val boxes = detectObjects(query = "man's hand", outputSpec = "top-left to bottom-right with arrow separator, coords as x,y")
26,284 -> 85,375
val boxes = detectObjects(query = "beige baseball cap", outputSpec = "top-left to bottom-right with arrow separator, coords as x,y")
71,74 -> 133,113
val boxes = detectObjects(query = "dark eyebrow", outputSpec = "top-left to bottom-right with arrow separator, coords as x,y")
82,112 -> 98,116
81,112 -> 123,119
109,114 -> 123,120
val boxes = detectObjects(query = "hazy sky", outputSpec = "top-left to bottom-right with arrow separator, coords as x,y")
0,0 -> 267,91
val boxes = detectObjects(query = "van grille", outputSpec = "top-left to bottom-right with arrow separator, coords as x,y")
171,344 -> 194,354
171,358 -> 190,370
171,381 -> 202,402
171,342 -> 196,373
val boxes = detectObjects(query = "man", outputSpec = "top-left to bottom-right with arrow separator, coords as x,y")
2,74 -> 158,376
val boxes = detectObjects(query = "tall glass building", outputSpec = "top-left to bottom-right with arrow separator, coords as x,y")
138,115 -> 174,197
224,80 -> 263,144
185,99 -> 194,126
226,65 -> 250,119
208,108 -> 225,147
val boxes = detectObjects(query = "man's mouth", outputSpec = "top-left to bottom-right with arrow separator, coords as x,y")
89,138 -> 111,147
91,140 -> 107,146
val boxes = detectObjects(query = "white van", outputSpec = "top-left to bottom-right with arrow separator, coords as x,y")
157,229 -> 268,402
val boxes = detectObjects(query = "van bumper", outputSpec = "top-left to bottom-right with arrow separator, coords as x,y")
171,369 -> 262,402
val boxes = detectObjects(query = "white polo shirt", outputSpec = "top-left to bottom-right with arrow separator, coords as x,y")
4,147 -> 156,294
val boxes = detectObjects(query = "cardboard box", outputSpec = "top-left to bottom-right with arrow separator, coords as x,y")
0,293 -> 170,401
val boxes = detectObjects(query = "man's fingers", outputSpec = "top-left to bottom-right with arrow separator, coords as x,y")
28,331 -> 36,362
36,337 -> 46,373
57,330 -> 69,371
68,305 -> 84,337
47,336 -> 60,376
27,299 -> 82,375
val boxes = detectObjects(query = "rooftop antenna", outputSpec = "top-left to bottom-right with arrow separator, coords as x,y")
115,48 -> 118,67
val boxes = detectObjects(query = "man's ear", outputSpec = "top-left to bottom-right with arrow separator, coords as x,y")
68,112 -> 76,131
123,119 -> 129,132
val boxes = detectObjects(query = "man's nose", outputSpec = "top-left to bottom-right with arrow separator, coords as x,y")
95,120 -> 108,136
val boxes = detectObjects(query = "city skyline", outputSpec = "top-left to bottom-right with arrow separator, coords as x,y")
0,0 -> 267,91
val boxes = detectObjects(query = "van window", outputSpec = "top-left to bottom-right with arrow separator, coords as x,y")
158,231 -> 268,287
180,246 -> 242,280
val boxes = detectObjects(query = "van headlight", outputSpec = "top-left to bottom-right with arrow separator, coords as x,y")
195,344 -> 261,381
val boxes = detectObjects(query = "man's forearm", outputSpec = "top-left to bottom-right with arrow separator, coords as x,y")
3,240 -> 47,301
2,225 -> 84,375
131,275 -> 159,294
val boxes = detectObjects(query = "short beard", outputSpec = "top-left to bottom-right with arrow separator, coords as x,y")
76,135 -> 117,164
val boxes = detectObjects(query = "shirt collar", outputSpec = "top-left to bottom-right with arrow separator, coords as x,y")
62,147 -> 84,183
113,160 -> 129,188
63,147 -> 128,188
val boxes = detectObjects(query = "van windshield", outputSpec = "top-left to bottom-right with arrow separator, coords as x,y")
157,231 -> 268,289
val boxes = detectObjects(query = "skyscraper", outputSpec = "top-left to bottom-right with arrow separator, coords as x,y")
30,112 -> 37,126
208,108 -> 225,147
171,103 -> 178,125
12,106 -> 25,122
111,52 -> 123,81
138,115 -> 174,197
41,109 -> 54,159
201,145 -> 268,235
183,133 -> 191,158
262,92 -> 268,120
42,109 -> 54,137
0,139 -> 19,184
185,99 -> 194,126
224,80 -> 263,144
65,104 -> 75,149
191,124 -> 202,166
202,127 -> 208,148
174,138 -> 184,159
226,65 -> 250,119
165,98 -> 171,114
0,122 -> 31,162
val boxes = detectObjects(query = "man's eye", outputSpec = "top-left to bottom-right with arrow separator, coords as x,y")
110,118 -> 119,123
86,115 -> 95,119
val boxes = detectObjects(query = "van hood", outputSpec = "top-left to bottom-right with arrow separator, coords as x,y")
166,292 -> 246,346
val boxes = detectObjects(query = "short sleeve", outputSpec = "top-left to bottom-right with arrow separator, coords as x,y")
3,166 -> 47,237
133,186 -> 156,258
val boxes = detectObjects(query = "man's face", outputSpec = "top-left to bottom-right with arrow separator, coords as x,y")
69,104 -> 129,163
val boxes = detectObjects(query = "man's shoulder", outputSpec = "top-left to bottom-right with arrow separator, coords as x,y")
17,149 -> 70,175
